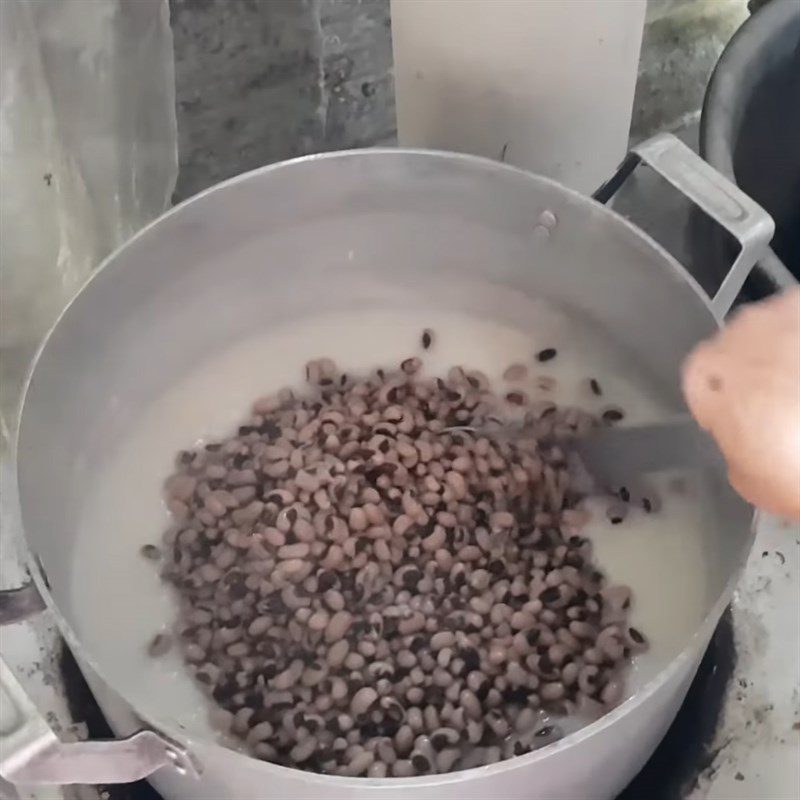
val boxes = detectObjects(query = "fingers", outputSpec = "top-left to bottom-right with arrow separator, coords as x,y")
682,289 -> 800,520
681,342 -> 723,435
728,461 -> 800,520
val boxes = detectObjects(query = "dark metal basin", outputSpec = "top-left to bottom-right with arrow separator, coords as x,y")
700,0 -> 800,297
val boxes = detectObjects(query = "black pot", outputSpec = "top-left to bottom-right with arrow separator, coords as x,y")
698,0 -> 800,299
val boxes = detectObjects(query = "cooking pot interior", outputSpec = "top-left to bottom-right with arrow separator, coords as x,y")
17,151 -> 752,722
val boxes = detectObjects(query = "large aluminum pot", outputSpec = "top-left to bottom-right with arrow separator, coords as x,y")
2,134 -> 772,799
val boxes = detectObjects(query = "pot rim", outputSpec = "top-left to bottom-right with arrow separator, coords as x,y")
14,146 -> 756,783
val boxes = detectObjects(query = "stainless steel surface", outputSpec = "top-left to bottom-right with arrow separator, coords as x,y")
0,659 -> 198,786
9,135 -> 767,798
570,418 -> 724,489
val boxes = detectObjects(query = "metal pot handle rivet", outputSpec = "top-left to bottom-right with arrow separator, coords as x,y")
593,132 -> 775,319
533,209 -> 558,237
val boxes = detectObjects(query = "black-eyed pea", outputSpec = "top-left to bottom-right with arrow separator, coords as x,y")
264,460 -> 290,479
469,596 -> 492,615
568,620 -> 596,640
561,661 -> 580,687
248,616 -> 271,637
510,610 -> 536,631
578,664 -> 600,695
556,627 -> 581,652
458,545 -> 482,562
343,750 -> 374,777
392,759 -> 415,777
459,689 -> 482,720
503,363 -> 528,382
277,542 -> 310,560
428,631 -> 455,650
232,708 -> 255,736
409,750 -> 433,775
486,710 -> 510,738
421,525 -> 446,552
466,719 -> 484,744
445,470 -> 467,499
597,626 -> 625,661
367,762 -> 388,778
601,407 -> 625,424
321,544 -> 344,570
165,474 -> 197,502
434,549 -> 453,572
489,511 -> 515,529
198,563 -> 221,583
623,625 -> 648,652
435,748 -> 460,773
600,677 -> 624,707
506,661 -> 529,687
182,642 -> 205,663
167,499 -> 189,520
307,609 -> 330,632
273,659 -> 304,690
540,682 -> 566,702
246,720 -> 274,745
147,633 -> 172,658
406,686 -> 424,706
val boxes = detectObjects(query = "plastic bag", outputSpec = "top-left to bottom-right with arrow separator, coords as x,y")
0,0 -> 178,436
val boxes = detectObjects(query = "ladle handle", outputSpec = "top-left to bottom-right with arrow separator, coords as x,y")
593,132 -> 775,319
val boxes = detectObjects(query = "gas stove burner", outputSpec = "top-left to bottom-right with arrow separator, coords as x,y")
59,610 -> 736,800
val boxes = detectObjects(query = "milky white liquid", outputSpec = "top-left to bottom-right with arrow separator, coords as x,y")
70,306 -> 714,741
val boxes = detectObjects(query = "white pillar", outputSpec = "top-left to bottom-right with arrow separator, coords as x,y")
391,0 -> 646,194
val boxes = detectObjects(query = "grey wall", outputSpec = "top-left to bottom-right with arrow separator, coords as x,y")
170,0 -> 395,200
631,0 -> 748,142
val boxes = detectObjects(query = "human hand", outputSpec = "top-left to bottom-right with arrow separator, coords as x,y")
682,287 -> 800,519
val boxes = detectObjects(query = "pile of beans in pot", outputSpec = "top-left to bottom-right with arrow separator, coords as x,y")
145,330 -> 648,777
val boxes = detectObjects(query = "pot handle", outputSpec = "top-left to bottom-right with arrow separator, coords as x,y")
0,590 -> 201,787
593,132 -> 775,318
0,582 -> 47,625
0,656 -> 200,786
